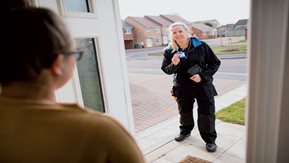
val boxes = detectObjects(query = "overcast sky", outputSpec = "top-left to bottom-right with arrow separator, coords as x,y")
118,0 -> 250,25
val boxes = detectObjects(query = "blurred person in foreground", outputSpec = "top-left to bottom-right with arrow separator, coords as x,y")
161,22 -> 221,152
0,5 -> 144,163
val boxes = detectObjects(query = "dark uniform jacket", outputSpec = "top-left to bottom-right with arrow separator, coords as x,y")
161,37 -> 221,97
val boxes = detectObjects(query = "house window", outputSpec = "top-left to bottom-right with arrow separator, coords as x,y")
146,27 -> 151,32
75,38 -> 105,113
124,28 -> 131,34
155,37 -> 161,45
155,28 -> 160,33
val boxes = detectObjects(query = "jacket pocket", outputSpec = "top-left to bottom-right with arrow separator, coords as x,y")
172,86 -> 180,97
203,84 -> 217,98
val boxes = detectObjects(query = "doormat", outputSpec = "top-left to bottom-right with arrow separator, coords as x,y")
179,155 -> 211,163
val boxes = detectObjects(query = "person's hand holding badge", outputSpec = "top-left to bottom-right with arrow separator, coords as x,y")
172,53 -> 180,65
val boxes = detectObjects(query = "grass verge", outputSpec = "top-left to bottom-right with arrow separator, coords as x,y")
211,39 -> 247,55
216,97 -> 246,125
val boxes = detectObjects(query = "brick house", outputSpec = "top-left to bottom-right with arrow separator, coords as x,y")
144,15 -> 172,46
122,20 -> 134,49
221,19 -> 248,37
217,24 -> 234,37
234,19 -> 248,30
124,15 -> 192,48
125,16 -> 162,48
234,19 -> 248,39
190,23 -> 217,39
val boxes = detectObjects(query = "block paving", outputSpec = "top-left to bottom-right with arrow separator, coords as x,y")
129,73 -> 246,133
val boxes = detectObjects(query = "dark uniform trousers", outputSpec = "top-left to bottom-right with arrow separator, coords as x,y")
174,85 -> 217,144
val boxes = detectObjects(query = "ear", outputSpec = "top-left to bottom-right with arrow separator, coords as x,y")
51,55 -> 64,76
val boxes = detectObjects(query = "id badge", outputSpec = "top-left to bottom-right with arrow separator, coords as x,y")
177,52 -> 186,58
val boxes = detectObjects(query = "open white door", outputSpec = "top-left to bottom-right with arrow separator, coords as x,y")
35,0 -> 135,134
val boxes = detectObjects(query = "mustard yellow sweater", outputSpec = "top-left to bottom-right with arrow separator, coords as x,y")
0,96 -> 145,163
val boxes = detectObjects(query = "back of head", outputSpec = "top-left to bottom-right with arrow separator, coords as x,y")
0,0 -> 30,14
0,7 -> 73,85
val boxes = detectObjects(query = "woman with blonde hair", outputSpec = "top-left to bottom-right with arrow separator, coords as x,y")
161,22 -> 221,152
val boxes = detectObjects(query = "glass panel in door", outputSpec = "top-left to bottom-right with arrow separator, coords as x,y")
63,0 -> 90,12
75,38 -> 105,112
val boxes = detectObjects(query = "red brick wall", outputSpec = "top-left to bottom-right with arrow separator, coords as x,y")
191,27 -> 209,39
122,28 -> 134,49
123,33 -> 133,40
125,18 -> 146,48
125,17 -> 162,48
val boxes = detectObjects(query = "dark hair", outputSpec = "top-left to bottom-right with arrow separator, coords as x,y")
0,7 -> 73,85
0,0 -> 30,14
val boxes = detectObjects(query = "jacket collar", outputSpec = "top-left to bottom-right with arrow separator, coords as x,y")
190,37 -> 202,48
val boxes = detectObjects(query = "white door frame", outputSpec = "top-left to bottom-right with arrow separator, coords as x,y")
27,0 -> 289,160
246,0 -> 289,162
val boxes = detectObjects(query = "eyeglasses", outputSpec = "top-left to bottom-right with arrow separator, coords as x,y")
63,50 -> 84,61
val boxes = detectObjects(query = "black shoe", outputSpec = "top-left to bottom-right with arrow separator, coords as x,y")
174,134 -> 190,142
206,143 -> 217,152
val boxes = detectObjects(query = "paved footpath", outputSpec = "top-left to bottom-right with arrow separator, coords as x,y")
129,73 -> 247,133
130,74 -> 248,163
